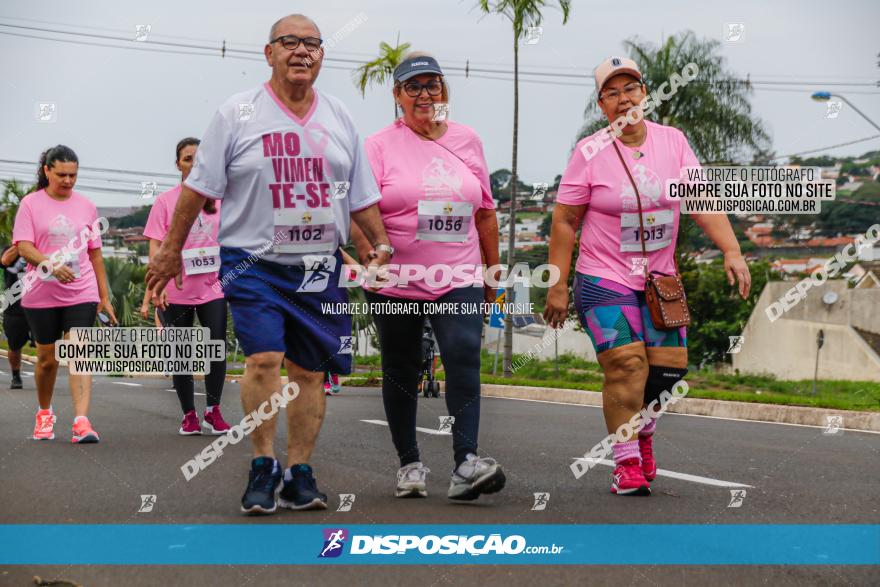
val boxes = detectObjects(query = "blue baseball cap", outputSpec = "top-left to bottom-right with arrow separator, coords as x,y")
393,55 -> 444,83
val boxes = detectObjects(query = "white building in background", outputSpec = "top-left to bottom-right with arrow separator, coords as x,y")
101,245 -> 136,260
733,280 -> 880,381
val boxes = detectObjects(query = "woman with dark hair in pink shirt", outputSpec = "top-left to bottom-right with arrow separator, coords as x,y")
13,145 -> 116,443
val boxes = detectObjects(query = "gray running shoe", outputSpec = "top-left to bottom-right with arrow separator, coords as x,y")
448,453 -> 506,501
396,462 -> 430,497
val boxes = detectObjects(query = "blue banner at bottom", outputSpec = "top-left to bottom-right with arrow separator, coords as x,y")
0,525 -> 877,565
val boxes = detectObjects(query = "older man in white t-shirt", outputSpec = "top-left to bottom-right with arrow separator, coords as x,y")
147,13 -> 393,515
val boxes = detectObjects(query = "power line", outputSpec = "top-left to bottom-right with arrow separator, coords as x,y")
0,30 -> 357,72
2,22 -> 876,87
0,159 -> 181,179
770,134 -> 880,161
5,15 -> 879,82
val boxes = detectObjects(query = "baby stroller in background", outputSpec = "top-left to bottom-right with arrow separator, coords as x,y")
420,323 -> 440,398
324,372 -> 341,395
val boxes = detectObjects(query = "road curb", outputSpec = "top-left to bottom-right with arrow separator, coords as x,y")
341,376 -> 880,433
478,383 -> 880,433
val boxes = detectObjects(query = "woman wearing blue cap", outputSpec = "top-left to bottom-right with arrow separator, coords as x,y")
351,52 -> 505,501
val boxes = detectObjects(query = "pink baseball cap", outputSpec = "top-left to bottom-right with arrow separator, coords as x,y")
594,56 -> 642,91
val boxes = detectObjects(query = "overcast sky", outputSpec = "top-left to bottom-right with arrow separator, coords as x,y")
1,0 -> 877,206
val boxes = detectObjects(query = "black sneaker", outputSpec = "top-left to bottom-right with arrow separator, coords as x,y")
10,375 -> 22,390
279,464 -> 328,510
241,457 -> 282,515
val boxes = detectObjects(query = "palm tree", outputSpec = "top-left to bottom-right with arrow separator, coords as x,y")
477,0 -> 572,377
104,257 -> 147,326
577,31 -> 770,164
353,38 -> 412,119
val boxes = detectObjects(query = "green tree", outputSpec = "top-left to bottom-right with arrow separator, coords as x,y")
538,211 -> 552,238
0,179 -> 33,244
112,205 -> 151,229
353,38 -> 412,119
680,256 -> 773,367
103,257 -> 147,326
577,31 -> 770,164
478,0 -> 572,377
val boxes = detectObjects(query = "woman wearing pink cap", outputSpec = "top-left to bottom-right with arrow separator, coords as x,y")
13,145 -> 116,443
144,137 -> 230,436
545,57 -> 751,496
352,52 -> 505,501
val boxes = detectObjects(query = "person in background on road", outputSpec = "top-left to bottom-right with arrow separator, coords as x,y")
1,244 -> 33,389
323,248 -> 360,397
544,57 -> 751,495
13,145 -> 117,443
147,14 -> 392,514
143,137 -> 230,436
350,53 -> 505,501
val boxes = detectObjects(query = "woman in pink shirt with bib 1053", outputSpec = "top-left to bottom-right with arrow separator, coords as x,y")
143,137 -> 230,437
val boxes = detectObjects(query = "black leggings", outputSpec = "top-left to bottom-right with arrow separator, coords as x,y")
365,286 -> 484,468
159,299 -> 227,413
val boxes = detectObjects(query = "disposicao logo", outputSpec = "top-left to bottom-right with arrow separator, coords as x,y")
319,528 -> 348,558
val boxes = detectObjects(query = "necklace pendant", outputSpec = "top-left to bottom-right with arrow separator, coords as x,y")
633,151 -> 643,160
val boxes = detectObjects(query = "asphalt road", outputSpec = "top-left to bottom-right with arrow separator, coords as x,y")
0,369 -> 877,586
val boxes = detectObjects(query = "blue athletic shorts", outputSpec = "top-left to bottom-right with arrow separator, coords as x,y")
219,247 -> 352,374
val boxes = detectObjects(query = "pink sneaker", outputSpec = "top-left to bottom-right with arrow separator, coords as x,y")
203,406 -> 230,435
71,416 -> 100,444
324,380 -> 332,395
639,434 -> 657,482
33,408 -> 56,440
179,410 -> 201,435
611,458 -> 651,496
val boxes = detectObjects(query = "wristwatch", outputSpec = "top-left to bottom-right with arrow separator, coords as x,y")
374,243 -> 395,257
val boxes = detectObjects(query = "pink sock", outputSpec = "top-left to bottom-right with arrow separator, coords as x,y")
612,440 -> 640,465
640,418 -> 657,437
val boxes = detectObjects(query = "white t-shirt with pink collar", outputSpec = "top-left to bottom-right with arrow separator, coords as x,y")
364,119 -> 496,300
556,121 -> 700,290
143,184 -> 223,305
12,189 -> 102,308
184,83 -> 381,266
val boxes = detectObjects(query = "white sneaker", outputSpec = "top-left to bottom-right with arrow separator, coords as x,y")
448,453 -> 506,501
396,462 -> 430,498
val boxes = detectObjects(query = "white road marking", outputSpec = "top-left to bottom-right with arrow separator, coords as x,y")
571,457 -> 753,488
113,382 -> 142,387
483,395 -> 880,434
361,419 -> 451,436
22,372 -> 34,377
165,387 -> 205,396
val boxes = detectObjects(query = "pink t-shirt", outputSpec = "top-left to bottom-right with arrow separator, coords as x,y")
364,120 -> 496,300
12,189 -> 102,308
143,185 -> 223,305
556,121 -> 699,290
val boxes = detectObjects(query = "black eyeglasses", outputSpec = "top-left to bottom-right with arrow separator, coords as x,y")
270,34 -> 323,52
600,82 -> 644,102
401,80 -> 443,98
